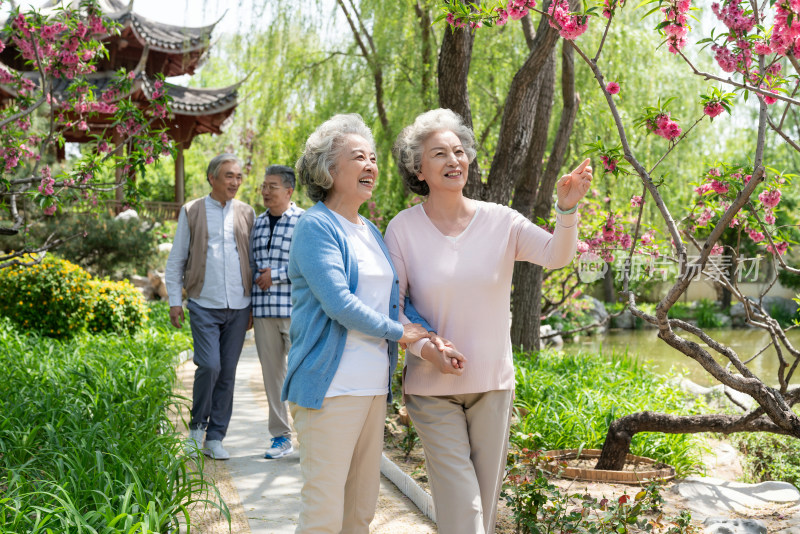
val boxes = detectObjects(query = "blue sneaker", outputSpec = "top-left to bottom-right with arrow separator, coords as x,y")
264,436 -> 294,459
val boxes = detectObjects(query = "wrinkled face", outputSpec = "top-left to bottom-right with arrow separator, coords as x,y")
261,174 -> 293,213
329,134 -> 378,204
417,130 -> 469,195
209,161 -> 243,204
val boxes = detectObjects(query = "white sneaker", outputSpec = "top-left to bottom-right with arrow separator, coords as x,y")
264,436 -> 294,459
185,428 -> 205,458
203,439 -> 230,460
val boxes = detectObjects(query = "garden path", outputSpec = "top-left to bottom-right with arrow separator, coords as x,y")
177,336 -> 435,533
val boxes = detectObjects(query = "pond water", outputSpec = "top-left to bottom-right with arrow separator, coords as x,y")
563,327 -> 800,387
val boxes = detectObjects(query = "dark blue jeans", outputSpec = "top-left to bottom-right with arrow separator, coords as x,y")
187,300 -> 250,441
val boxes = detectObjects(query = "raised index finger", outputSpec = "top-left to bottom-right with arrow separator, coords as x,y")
574,158 -> 591,174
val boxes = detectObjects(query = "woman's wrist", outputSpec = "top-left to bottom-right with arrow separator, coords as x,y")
554,202 -> 578,215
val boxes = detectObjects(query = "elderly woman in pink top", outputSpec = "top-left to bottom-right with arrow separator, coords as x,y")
384,108 -> 592,534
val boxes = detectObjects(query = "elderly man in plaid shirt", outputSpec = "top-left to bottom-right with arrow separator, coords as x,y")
250,165 -> 305,459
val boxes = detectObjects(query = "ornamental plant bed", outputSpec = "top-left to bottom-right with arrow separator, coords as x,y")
541,449 -> 676,484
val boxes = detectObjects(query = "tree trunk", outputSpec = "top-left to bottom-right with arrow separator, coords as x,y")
602,264 -> 616,302
510,42 -> 579,350
438,26 -> 484,199
596,410 -> 800,470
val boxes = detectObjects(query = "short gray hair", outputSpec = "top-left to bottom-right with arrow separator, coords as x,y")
393,108 -> 476,196
264,164 -> 296,189
206,153 -> 244,184
296,114 -> 375,202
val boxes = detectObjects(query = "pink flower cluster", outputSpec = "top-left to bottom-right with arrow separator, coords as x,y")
548,0 -> 589,40
648,113 -> 682,140
747,228 -> 765,242
703,102 -> 725,118
606,81 -> 620,95
599,155 -> 617,171
711,0 -> 755,34
630,195 -> 643,207
661,0 -> 692,53
766,241 -> 789,255
38,166 -> 55,196
758,188 -> 781,208
770,0 -> 800,56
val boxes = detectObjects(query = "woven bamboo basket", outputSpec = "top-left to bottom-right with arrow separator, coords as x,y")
541,449 -> 675,484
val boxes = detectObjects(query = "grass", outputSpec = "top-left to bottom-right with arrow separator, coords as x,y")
0,302 -> 226,533
512,349 -> 708,477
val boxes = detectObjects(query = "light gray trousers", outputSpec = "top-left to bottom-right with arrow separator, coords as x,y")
187,300 -> 250,442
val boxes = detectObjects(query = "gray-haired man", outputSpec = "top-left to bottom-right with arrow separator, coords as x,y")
165,153 -> 255,460
250,165 -> 304,459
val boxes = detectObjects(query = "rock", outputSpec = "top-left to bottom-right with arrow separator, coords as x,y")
115,209 -> 139,221
714,312 -> 732,328
128,274 -> 149,289
578,296 -> 609,332
157,242 -> 173,254
777,527 -> 800,534
610,308 -> 635,329
676,476 -> 800,518
540,324 -> 563,349
703,517 -> 767,534
147,270 -> 168,300
730,297 -> 798,326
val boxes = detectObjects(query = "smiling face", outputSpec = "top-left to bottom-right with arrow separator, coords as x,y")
261,174 -> 293,215
417,130 -> 470,196
208,160 -> 243,205
328,134 -> 378,207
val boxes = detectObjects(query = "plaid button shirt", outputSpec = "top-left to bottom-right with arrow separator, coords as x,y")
249,203 -> 304,318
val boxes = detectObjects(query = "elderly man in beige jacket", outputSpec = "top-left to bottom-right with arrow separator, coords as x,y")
165,153 -> 255,461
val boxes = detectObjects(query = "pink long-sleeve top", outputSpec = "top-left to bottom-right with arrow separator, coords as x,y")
384,200 -> 578,396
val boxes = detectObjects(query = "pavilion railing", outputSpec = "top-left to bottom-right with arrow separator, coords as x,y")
102,200 -> 182,221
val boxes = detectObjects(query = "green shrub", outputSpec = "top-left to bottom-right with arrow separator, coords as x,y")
0,255 -> 92,337
695,298 -> 723,328
88,279 -> 149,334
732,432 -> 800,489
512,349 -> 707,476
7,212 -> 161,277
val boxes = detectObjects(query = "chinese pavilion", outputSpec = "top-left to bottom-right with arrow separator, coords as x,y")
0,0 -> 241,213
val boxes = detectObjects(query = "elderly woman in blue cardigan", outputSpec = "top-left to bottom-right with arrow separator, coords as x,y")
282,113 -> 432,534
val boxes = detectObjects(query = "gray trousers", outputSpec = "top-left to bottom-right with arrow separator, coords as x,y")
187,300 -> 250,442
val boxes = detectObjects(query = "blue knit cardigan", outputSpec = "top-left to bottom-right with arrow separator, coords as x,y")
281,201 -> 430,409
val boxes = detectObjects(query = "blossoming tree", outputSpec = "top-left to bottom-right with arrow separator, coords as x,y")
439,0 -> 800,469
0,0 -> 172,268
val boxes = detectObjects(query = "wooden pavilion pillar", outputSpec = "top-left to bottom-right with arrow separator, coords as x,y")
174,142 -> 185,205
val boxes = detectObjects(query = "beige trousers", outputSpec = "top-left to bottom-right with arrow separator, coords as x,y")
405,390 -> 514,534
253,317 -> 292,438
290,395 -> 387,534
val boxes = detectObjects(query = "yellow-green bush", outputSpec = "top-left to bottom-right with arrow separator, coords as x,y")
0,255 -> 92,337
88,279 -> 149,334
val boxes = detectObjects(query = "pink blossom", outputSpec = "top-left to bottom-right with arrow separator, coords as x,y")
43,204 -> 57,216
764,210 -> 776,224
577,240 -> 590,253
710,180 -> 729,194
747,228 -> 765,242
640,232 -> 654,246
606,81 -> 620,95
548,0 -> 589,40
710,243 -> 724,255
766,241 -> 789,255
758,189 -> 781,208
630,195 -> 643,207
708,167 -> 721,177
619,234 -> 633,248
600,155 -> 617,172
704,102 -> 725,118
694,183 -> 712,196
697,208 -> 714,225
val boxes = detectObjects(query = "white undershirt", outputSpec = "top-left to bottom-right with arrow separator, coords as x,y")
326,213 -> 393,397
